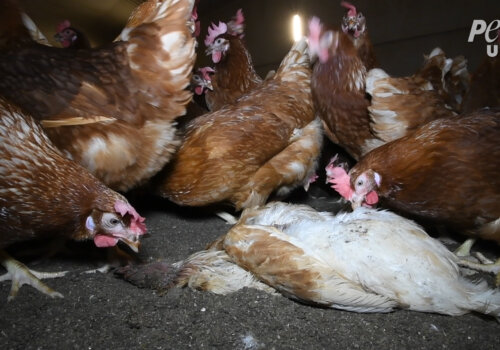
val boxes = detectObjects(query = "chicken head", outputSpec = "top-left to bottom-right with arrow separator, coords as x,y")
341,1 -> 366,39
308,17 -> 339,64
192,67 -> 214,95
325,157 -> 380,209
86,200 -> 146,252
205,22 -> 229,63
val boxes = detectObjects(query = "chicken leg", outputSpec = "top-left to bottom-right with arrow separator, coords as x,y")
0,250 -> 67,301
457,257 -> 500,286
454,238 -> 477,257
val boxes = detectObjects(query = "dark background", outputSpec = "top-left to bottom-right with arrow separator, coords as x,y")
20,0 -> 500,76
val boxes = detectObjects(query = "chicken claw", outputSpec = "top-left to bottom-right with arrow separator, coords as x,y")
0,251 -> 67,301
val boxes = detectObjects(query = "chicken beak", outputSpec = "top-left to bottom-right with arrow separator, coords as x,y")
206,80 -> 213,90
350,194 -> 363,210
348,19 -> 357,31
119,238 -> 140,253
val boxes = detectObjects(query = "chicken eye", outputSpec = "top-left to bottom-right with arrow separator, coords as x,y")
193,75 -> 201,82
108,218 -> 120,226
101,213 -> 123,228
357,180 -> 364,187
215,38 -> 224,45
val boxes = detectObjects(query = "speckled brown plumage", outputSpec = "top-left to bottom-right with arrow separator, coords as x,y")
348,109 -> 500,241
0,0 -> 197,192
205,35 -> 263,111
0,97 -> 142,247
311,31 -> 377,160
366,65 -> 455,145
157,39 -> 322,210
414,48 -> 469,113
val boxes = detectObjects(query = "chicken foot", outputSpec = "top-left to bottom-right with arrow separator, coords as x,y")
457,257 -> 500,286
453,238 -> 496,263
454,238 -> 477,257
0,250 -> 67,301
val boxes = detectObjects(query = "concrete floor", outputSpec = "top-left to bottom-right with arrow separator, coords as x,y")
1,187 -> 499,349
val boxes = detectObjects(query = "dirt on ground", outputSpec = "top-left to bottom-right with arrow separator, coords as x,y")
1,186 -> 499,350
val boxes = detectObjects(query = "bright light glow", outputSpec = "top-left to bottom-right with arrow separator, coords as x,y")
292,14 -> 303,42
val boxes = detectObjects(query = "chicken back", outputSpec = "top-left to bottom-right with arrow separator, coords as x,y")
157,39 -> 322,210
0,97 -> 146,251
327,109 -> 500,242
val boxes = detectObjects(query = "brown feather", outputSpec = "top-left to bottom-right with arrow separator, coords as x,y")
157,39 -> 321,210
0,97 -> 135,247
224,225 -> 324,302
311,31 -> 376,160
366,70 -> 454,144
0,0 -> 197,192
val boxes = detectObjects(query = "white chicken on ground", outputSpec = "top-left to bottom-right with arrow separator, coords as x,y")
119,202 -> 500,318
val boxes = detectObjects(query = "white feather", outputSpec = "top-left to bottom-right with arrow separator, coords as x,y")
231,203 -> 500,317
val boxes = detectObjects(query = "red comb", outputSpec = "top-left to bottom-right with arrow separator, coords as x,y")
199,66 -> 215,80
204,21 -> 228,46
56,20 -> 71,33
308,16 -> 322,43
325,157 -> 354,200
233,9 -> 244,26
114,200 -> 146,235
341,1 -> 357,17
227,9 -> 245,37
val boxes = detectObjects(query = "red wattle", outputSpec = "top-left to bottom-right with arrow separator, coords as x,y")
365,191 -> 379,205
94,235 -> 119,248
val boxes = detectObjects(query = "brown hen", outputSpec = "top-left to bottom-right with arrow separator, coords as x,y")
308,17 -> 380,160
340,1 -> 378,70
326,109 -> 500,245
0,0 -> 197,192
0,97 -> 146,300
203,9 -> 263,111
156,38 -> 322,213
415,47 -> 469,113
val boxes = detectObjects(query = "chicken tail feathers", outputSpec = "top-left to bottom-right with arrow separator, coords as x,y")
447,55 -> 470,108
273,38 -> 310,80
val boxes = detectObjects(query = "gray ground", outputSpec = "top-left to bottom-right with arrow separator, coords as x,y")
1,186 -> 499,350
